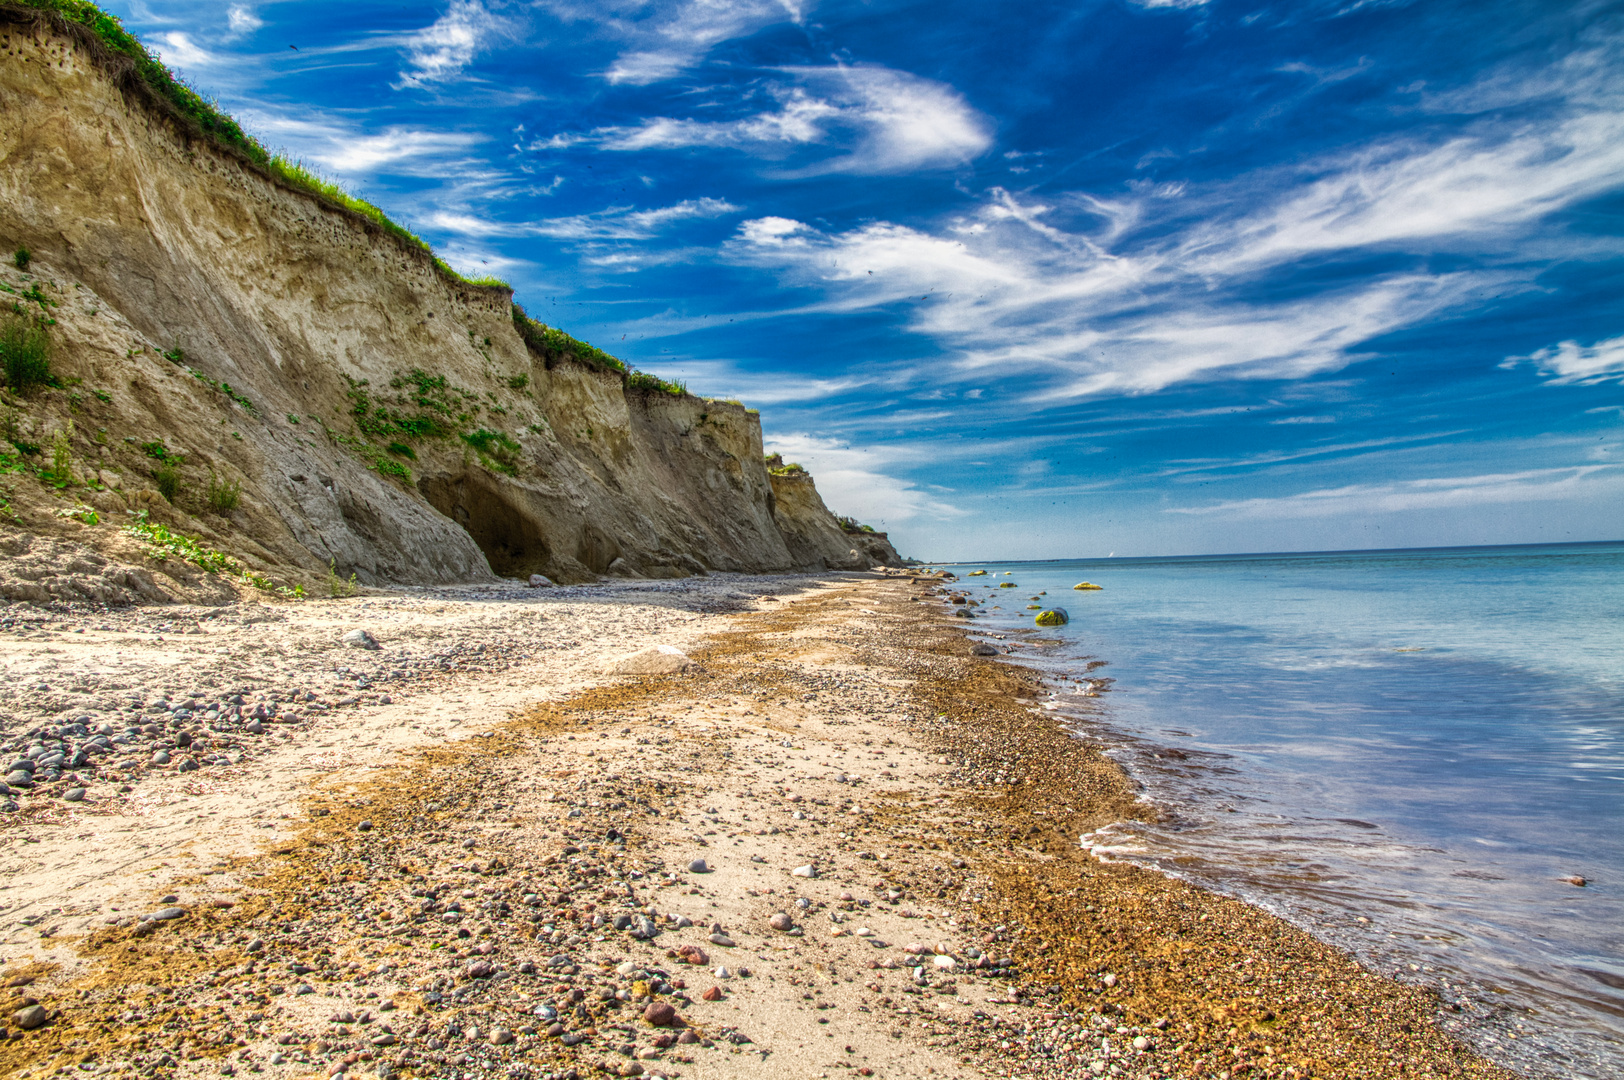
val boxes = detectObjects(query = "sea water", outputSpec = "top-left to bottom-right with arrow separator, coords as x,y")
948,542 -> 1624,1078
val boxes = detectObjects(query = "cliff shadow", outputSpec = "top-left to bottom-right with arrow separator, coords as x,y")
418,472 -> 552,580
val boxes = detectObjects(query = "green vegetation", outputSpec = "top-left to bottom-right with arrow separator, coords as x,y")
151,461 -> 182,502
122,509 -> 303,598
205,470 -> 241,513
46,422 -> 74,486
12,247 -> 30,271
139,440 -> 174,461
0,311 -> 53,393
286,413 -> 301,425
767,459 -> 808,476
13,1 -> 504,291
346,372 -> 467,443
837,515 -> 878,534
55,503 -> 98,525
386,441 -> 416,460
159,346 -> 255,411
327,558 -> 359,599
506,373 -> 529,391
511,305 -> 626,375
625,369 -> 686,396
461,428 -> 521,475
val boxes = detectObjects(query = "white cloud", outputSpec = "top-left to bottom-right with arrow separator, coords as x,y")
245,112 -> 487,175
586,66 -> 992,174
431,197 -> 740,240
1167,466 -> 1621,519
226,5 -> 263,35
152,32 -> 216,69
1506,334 -> 1624,384
588,0 -> 809,85
398,0 -> 505,88
762,433 -> 967,524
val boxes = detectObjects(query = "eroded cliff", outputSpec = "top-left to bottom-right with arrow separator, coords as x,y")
0,5 -> 898,603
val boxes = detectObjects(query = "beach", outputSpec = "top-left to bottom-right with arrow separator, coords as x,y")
0,572 -> 1514,1079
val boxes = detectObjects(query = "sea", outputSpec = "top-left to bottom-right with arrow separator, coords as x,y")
942,542 -> 1624,1079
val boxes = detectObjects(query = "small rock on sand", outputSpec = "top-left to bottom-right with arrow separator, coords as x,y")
609,645 -> 693,676
643,1000 -> 678,1026
701,986 -> 724,1001
971,642 -> 999,656
709,932 -> 736,947
688,858 -> 709,873
341,629 -> 381,650
768,912 -> 794,932
12,1004 -> 47,1030
791,863 -> 817,878
527,574 -> 554,588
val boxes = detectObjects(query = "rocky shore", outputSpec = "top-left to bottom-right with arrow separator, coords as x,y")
0,574 -> 1513,1080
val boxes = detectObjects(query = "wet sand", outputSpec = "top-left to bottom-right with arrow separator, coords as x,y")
0,572 -> 1514,1079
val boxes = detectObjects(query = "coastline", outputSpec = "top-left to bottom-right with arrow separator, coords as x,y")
0,573 -> 1514,1079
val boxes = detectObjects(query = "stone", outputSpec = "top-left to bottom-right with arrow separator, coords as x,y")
143,907 -> 187,922
1102,972 -> 1118,987
1132,1035 -> 1151,1051
678,1030 -> 700,1044
700,986 -> 724,1002
932,954 -> 956,969
643,1000 -> 678,1026
618,1064 -> 644,1078
62,787 -> 86,802
489,1027 -> 514,1045
971,643 -> 999,657
371,1033 -> 397,1047
767,912 -> 793,932
175,756 -> 199,773
1034,607 -> 1070,627
790,864 -> 816,878
13,1004 -> 47,1030
608,646 -> 693,676
708,932 -> 735,947
527,574 -> 554,588
687,858 -> 709,873
464,960 -> 494,979
150,750 -> 171,766
342,629 -> 381,651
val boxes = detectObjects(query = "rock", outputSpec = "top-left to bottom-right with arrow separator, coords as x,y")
1034,607 -> 1070,627
932,954 -> 956,970
701,986 -> 724,1002
688,858 -> 709,873
767,912 -> 794,932
12,1004 -> 47,1030
790,863 -> 816,878
142,907 -> 187,922
618,1064 -> 643,1078
678,1030 -> 700,1044
1102,972 -> 1118,987
708,932 -> 735,947
1132,1035 -> 1151,1051
371,1033 -> 397,1047
150,750 -> 171,766
357,820 -> 372,832
342,629 -> 381,651
609,646 -> 693,676
546,1022 -> 565,1037
1563,875 -> 1587,887
1073,581 -> 1103,590
631,916 -> 658,939
971,642 -> 999,656
489,1027 -> 513,1045
63,787 -> 86,802
175,756 -> 198,773
464,960 -> 494,979
527,574 -> 554,588
643,1000 -> 678,1026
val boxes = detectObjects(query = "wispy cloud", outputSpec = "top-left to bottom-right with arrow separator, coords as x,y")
244,111 -> 488,176
226,5 -> 262,35
398,0 -> 506,88
1505,334 -> 1624,385
572,0 -> 809,85
151,31 -> 217,69
429,197 -> 740,240
1167,466 -> 1621,519
569,65 -> 992,174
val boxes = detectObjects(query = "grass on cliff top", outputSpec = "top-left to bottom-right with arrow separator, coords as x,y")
12,0 -> 506,291
510,304 -> 686,397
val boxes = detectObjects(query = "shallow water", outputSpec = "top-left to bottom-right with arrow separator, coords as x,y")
948,542 -> 1624,1078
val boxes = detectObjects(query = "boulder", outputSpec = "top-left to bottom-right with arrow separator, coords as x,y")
527,574 -> 554,588
609,645 -> 693,676
1034,608 -> 1070,627
970,643 -> 998,656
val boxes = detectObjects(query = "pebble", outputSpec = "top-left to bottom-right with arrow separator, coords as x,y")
142,907 -> 187,922
708,932 -> 735,947
768,912 -> 794,932
12,1004 -> 47,1030
1102,972 -> 1119,987
63,787 -> 86,802
342,629 -> 382,650
151,750 -> 171,766
643,1001 -> 678,1026
527,575 -> 554,588
971,642 -> 999,656
791,863 -> 817,878
687,858 -> 709,873
1132,1036 -> 1151,1051
489,1027 -> 514,1045
701,986 -> 724,1002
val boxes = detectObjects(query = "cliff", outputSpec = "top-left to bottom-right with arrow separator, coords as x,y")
0,5 -> 899,603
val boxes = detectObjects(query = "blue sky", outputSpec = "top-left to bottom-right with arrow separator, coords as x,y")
114,0 -> 1623,559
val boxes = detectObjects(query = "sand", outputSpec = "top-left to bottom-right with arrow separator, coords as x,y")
0,572 -> 1514,1080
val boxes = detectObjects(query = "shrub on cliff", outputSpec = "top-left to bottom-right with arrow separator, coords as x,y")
511,305 -> 626,375
0,311 -> 52,393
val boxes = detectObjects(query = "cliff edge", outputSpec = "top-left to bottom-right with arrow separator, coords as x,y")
0,5 -> 899,604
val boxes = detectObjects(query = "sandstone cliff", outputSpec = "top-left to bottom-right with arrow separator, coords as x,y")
0,5 -> 899,604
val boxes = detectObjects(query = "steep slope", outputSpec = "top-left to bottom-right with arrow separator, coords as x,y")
0,5 -> 898,602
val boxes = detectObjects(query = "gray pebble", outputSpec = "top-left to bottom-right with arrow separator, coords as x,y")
342,629 -> 381,651
63,787 -> 86,802
12,1004 -> 47,1030
688,858 -> 709,873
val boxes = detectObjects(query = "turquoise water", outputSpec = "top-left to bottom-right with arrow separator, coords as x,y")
946,543 -> 1624,1078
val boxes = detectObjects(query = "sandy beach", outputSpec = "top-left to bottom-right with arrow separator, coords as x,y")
0,572 -> 1515,1080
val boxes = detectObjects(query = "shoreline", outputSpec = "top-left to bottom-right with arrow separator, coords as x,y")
0,572 -> 1513,1079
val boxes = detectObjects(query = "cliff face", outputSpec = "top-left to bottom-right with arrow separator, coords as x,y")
0,8 -> 897,600
768,467 -> 901,572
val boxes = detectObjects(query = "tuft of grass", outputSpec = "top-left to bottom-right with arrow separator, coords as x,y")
625,369 -> 686,396
461,428 -> 521,475
506,373 -> 529,391
12,247 -> 30,271
511,304 -> 626,375
327,558 -> 359,599
0,311 -> 53,393
122,509 -> 302,598
205,470 -> 241,513
151,461 -> 182,502
837,515 -> 878,534
386,441 -> 416,460
768,460 -> 808,476
47,421 -> 75,486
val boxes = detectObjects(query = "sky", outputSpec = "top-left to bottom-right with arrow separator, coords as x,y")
110,0 -> 1624,560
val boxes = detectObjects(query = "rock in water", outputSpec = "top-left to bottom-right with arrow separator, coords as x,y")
608,645 -> 693,676
1073,581 -> 1103,590
342,629 -> 381,650
971,642 -> 999,656
1034,607 -> 1070,627
527,574 -> 554,588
